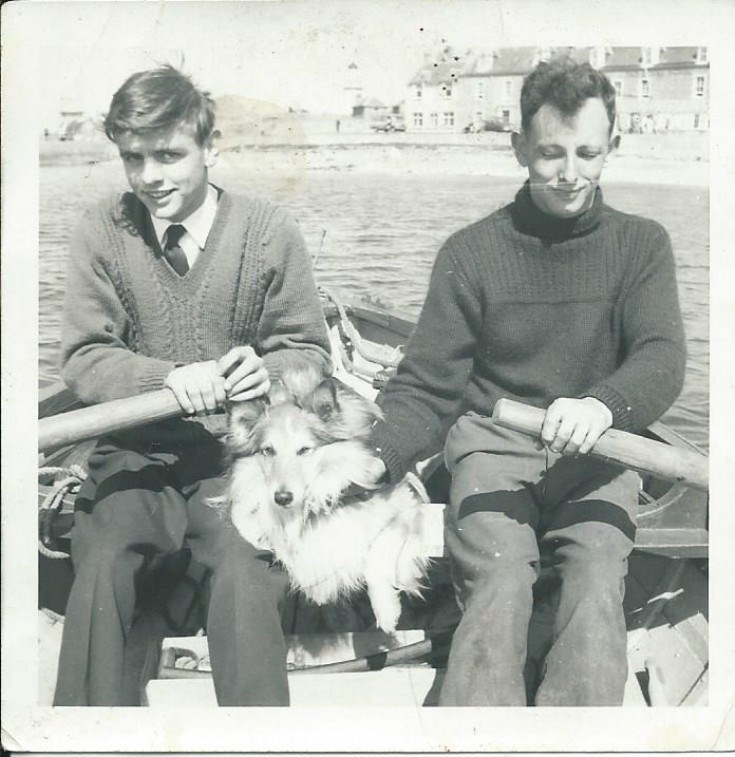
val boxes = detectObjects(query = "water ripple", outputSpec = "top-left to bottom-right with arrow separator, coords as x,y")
39,165 -> 709,449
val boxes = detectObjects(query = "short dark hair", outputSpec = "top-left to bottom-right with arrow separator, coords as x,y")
103,65 -> 216,144
520,57 -> 616,133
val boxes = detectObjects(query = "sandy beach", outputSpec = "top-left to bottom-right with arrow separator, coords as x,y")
221,142 -> 709,188
40,131 -> 709,188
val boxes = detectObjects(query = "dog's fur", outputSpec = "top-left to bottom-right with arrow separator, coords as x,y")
221,368 -> 430,633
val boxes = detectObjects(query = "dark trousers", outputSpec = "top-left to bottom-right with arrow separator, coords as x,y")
53,427 -> 290,706
439,413 -> 639,706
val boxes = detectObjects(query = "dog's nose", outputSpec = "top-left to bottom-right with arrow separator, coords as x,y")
274,490 -> 293,507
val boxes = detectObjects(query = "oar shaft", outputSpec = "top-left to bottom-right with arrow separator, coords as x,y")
492,399 -> 708,492
38,389 -> 184,453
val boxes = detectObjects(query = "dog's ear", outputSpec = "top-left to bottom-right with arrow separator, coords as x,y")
310,378 -> 340,422
267,378 -> 291,406
330,379 -> 383,438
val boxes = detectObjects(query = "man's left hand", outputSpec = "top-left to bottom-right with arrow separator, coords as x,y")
217,346 -> 271,402
540,397 -> 613,456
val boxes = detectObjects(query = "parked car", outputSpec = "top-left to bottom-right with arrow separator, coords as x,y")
463,117 -> 512,133
370,117 -> 406,133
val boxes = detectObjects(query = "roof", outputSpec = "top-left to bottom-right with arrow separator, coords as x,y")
602,46 -> 707,71
408,44 -> 477,86
461,46 -> 592,78
409,60 -> 464,87
409,46 -> 708,86
362,97 -> 386,109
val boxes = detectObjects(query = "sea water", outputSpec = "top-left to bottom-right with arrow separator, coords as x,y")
38,160 -> 709,450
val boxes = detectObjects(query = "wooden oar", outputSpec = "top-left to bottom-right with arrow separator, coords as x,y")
492,399 -> 708,492
38,389 -> 184,453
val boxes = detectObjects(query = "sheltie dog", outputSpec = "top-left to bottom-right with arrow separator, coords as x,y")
221,368 -> 430,633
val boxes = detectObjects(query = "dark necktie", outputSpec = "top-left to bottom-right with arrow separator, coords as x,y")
163,224 -> 189,276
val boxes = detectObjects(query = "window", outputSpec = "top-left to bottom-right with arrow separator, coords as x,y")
430,112 -> 438,127
476,81 -> 485,100
443,84 -> 453,98
697,47 -> 708,64
413,112 -> 423,128
641,78 -> 650,98
504,80 -> 512,99
415,86 -> 422,99
443,111 -> 454,127
695,76 -> 705,97
642,48 -> 652,67
613,80 -> 623,97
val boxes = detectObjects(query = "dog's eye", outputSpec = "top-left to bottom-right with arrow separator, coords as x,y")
260,445 -> 275,457
296,446 -> 314,456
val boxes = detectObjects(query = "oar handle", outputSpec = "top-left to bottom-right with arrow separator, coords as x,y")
492,398 -> 708,492
38,389 -> 184,453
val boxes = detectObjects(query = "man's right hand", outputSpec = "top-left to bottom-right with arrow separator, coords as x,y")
165,361 -> 228,415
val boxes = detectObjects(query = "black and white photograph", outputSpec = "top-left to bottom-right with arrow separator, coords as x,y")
2,0 -> 734,752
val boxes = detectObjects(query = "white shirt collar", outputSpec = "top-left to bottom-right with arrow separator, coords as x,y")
151,184 -> 219,250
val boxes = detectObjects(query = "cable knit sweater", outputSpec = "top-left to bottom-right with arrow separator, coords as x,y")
60,190 -> 331,436
372,182 -> 686,483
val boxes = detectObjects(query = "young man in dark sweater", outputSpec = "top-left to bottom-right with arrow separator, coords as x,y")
53,66 -> 331,706
370,59 -> 686,705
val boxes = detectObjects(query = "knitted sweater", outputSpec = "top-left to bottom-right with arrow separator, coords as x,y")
372,182 -> 687,483
60,190 -> 331,435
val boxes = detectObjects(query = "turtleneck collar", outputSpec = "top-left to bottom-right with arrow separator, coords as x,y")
510,180 -> 604,241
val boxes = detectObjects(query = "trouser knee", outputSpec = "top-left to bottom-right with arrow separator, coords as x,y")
446,504 -> 539,609
550,525 -> 632,598
71,529 -> 144,577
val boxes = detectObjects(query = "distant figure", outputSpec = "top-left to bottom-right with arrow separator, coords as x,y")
368,58 -> 686,706
336,119 -> 341,133
53,65 -> 331,706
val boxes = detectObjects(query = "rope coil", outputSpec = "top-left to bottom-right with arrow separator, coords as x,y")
321,288 -> 404,369
38,464 -> 86,559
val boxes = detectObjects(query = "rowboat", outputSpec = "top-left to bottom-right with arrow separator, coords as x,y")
37,295 -> 709,708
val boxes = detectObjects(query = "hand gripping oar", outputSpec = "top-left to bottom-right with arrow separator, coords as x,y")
38,389 -> 185,453
492,398 -> 708,492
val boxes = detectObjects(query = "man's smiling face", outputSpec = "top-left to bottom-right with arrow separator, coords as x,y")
116,124 -> 217,223
513,97 -> 616,219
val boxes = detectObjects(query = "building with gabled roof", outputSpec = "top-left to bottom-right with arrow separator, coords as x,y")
404,46 -> 708,134
600,47 -> 709,132
405,44 -> 468,132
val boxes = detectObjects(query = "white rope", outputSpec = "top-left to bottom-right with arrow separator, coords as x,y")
321,288 -> 404,369
38,464 -> 86,559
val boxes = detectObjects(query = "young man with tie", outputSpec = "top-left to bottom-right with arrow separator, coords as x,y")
54,65 -> 331,706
